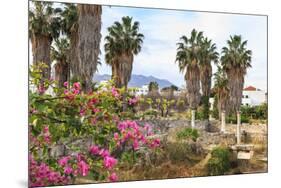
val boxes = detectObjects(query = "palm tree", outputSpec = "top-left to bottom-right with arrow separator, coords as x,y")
199,37 -> 219,120
104,16 -> 144,89
29,1 -> 61,82
148,81 -> 159,93
213,66 -> 229,133
221,35 -> 252,143
75,4 -> 102,92
60,4 -> 79,80
176,29 -> 203,128
51,38 -> 70,88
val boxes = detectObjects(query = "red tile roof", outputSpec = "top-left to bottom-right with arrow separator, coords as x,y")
244,86 -> 257,91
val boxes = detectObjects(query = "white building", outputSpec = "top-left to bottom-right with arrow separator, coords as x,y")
134,85 -> 149,96
209,85 -> 267,109
242,86 -> 267,106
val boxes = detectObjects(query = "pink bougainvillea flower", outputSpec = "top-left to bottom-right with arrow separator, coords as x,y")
150,138 -> 161,148
43,126 -> 49,134
88,98 -> 98,105
113,133 -> 119,141
99,149 -> 110,158
64,166 -> 73,175
89,145 -> 100,155
128,97 -> 138,105
63,81 -> 68,87
133,140 -> 139,150
103,156 -> 117,169
108,172 -> 118,182
72,88 -> 80,95
58,156 -> 70,167
38,84 -> 46,94
90,117 -> 97,125
111,87 -> 119,98
92,108 -> 100,113
73,82 -> 81,91
43,135 -> 51,144
78,160 -> 89,177
79,108 -> 86,116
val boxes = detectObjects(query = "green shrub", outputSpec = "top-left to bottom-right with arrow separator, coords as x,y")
143,109 -> 158,117
207,147 -> 231,175
226,114 -> 249,123
176,128 -> 199,141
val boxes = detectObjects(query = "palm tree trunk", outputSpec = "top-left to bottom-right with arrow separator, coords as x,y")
55,61 -> 68,88
191,109 -> 196,128
221,110 -> 226,133
31,34 -> 52,81
77,4 -> 102,93
236,111 -> 241,144
69,28 -> 79,80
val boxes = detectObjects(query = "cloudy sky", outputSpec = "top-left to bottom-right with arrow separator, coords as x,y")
98,5 -> 267,90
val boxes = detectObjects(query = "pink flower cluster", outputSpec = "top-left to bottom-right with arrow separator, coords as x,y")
43,125 -> 51,144
64,82 -> 81,100
111,87 -> 119,98
29,156 -> 70,187
128,96 -> 139,106
114,121 -> 161,150
57,154 -> 90,177
38,84 -> 46,95
89,145 -> 118,181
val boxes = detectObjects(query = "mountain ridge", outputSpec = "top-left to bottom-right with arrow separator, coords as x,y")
93,74 -> 176,88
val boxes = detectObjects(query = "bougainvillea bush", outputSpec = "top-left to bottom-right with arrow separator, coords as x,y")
29,64 -> 161,187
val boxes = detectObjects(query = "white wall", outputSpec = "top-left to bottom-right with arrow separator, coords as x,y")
242,90 -> 266,106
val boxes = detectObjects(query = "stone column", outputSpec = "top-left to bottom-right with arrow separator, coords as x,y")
191,109 -> 195,128
236,111 -> 241,144
221,110 -> 226,133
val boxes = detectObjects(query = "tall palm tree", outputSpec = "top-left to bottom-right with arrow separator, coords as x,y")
199,37 -> 219,120
104,16 -> 144,89
221,35 -> 252,143
51,38 -> 70,88
213,66 -> 229,133
148,81 -> 159,93
76,4 -> 102,92
176,29 -> 203,128
29,1 -> 61,82
60,4 -> 79,80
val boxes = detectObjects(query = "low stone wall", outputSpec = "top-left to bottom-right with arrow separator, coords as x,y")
136,119 -> 209,134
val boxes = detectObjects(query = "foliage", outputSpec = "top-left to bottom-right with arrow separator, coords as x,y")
221,35 -> 252,113
207,147 -> 231,175
226,114 -> 249,124
240,103 -> 267,120
176,128 -> 199,141
29,1 -> 61,39
104,16 -> 144,88
148,81 -> 159,92
29,64 -> 160,187
176,29 -> 202,109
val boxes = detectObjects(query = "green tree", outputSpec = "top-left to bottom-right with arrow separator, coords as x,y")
176,29 -> 203,128
29,1 -> 61,82
199,37 -> 219,120
51,38 -> 70,88
148,81 -> 159,93
213,65 -> 229,132
60,4 -> 79,80
104,16 -> 144,89
221,35 -> 252,143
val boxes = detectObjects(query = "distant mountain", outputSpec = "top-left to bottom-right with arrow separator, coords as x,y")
93,74 -> 176,88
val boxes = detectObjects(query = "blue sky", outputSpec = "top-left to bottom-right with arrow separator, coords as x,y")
29,3 -> 267,90
98,5 -> 267,90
